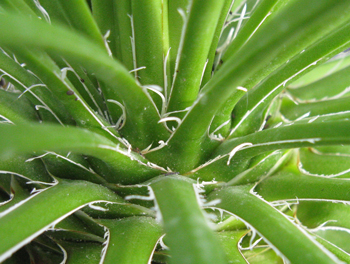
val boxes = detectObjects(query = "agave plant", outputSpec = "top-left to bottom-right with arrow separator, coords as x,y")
1,0 -> 350,263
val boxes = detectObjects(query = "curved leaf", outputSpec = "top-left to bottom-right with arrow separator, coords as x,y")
192,120 -> 350,181
150,175 -> 228,264
0,124 -> 160,184
0,12 -> 169,149
0,179 -> 122,262
208,185 -> 342,264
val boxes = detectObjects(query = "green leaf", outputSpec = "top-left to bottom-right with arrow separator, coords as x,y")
167,0 -> 226,114
0,50 -> 73,125
206,0 -> 350,136
288,53 -> 350,88
201,0 -> 233,87
98,216 -> 162,264
225,150 -> 288,185
0,11 -> 169,148
167,0 -> 190,83
10,49 -> 119,141
216,230 -> 248,264
47,213 -> 105,243
315,235 -> 350,263
297,201 -> 350,230
288,60 -> 350,101
298,148 -> 350,178
91,0 -> 122,60
54,0 -> 105,49
41,152 -> 107,184
221,0 -> 279,62
0,179 -> 122,262
0,0 -> 35,15
208,185 -> 341,264
216,120 -> 350,159
131,0 -> 165,90
0,124 -> 160,184
0,89 -> 37,124
150,175 -> 228,264
255,171 -> 350,202
0,176 -> 31,213
230,21 -> 350,137
151,0 -> 350,172
59,241 -> 103,264
280,95 -> 350,121
0,154 -> 53,184
313,230 -> 350,257
192,121 -> 350,182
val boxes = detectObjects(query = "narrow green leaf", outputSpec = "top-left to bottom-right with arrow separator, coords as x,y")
243,247 -> 284,264
298,147 -> 350,178
2,0 -> 109,119
314,230 -> 350,257
150,175 -> 228,264
21,0 -> 44,17
297,201 -> 350,230
167,0 -> 190,83
91,0 -> 122,59
111,0 -> 134,71
47,213 -> 105,243
41,152 -> 108,184
0,12 -> 169,149
0,124 -> 160,184
222,0 -> 279,62
255,171 -> 350,202
153,0 -> 350,172
0,0 -> 35,15
225,150 -> 288,185
216,230 -> 248,264
35,0 -> 70,25
49,53 -> 108,118
208,0 -> 350,134
11,49 -> 118,142
208,185 -> 341,264
288,53 -> 350,88
3,0 -> 108,127
216,120 -> 350,160
0,155 -> 53,184
288,63 -> 350,101
0,89 -> 37,124
315,236 -> 350,264
25,238 -> 64,264
230,21 -> 350,137
0,176 -> 31,214
167,0 -> 226,114
192,121 -> 350,182
55,0 -> 106,49
201,0 -> 236,87
132,0 -> 164,89
0,179 -> 122,262
98,217 -> 162,264
0,50 -> 73,125
59,241 -> 103,264
281,96 -> 350,121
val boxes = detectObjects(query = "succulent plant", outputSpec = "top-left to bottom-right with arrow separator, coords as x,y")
1,0 -> 350,263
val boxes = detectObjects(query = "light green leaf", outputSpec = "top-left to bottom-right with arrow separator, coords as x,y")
209,185 -> 341,264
